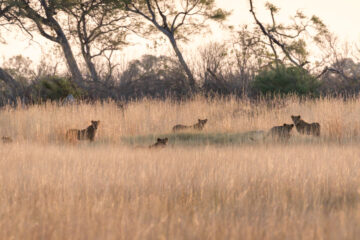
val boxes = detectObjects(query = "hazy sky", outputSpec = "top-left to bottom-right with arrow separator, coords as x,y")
223,0 -> 360,41
1,0 -> 359,64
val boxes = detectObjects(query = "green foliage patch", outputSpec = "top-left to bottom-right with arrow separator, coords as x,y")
33,76 -> 85,101
252,65 -> 320,96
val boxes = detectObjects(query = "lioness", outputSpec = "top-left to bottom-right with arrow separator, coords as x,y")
267,123 -> 294,140
149,137 -> 168,148
173,119 -> 208,132
66,120 -> 100,142
291,115 -> 320,136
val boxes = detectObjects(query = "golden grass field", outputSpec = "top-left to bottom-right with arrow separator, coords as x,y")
1,96 -> 360,239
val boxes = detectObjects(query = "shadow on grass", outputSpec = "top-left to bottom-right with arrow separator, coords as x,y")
120,130 -> 355,147
121,131 -> 266,147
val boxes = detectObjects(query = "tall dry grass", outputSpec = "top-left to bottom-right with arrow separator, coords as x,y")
2,95 -> 360,142
1,96 -> 360,239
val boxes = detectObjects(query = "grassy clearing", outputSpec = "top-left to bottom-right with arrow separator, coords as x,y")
1,96 -> 360,239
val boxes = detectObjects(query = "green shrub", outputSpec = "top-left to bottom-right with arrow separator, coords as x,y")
251,65 -> 320,97
34,76 -> 85,101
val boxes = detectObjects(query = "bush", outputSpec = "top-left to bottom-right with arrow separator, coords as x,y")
251,65 -> 320,97
32,76 -> 85,101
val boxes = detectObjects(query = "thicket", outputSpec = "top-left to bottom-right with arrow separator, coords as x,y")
1,50 -> 360,106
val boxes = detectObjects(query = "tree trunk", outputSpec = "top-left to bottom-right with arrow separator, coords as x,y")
81,48 -> 99,82
167,35 -> 196,90
57,32 -> 84,88
86,57 -> 99,82
45,17 -> 84,87
10,2 -> 84,88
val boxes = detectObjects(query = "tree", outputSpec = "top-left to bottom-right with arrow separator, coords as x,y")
0,68 -> 21,103
3,0 -> 84,87
199,41 -> 227,76
0,1 -> 22,102
2,55 -> 36,82
249,0 -> 360,83
115,0 -> 229,90
320,58 -> 360,95
63,0 -> 131,82
248,0 -> 328,71
118,54 -> 189,100
0,1 -> 11,19
231,25 -> 266,85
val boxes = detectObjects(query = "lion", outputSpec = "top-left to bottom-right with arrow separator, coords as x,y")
149,137 -> 168,148
267,123 -> 294,140
66,120 -> 100,142
291,115 -> 320,136
172,124 -> 190,132
193,119 -> 208,130
172,119 -> 208,132
249,123 -> 294,142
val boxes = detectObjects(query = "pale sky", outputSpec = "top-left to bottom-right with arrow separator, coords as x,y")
1,0 -> 360,65
223,0 -> 360,41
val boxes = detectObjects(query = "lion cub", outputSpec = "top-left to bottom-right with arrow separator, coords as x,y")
149,137 -> 168,148
291,115 -> 320,136
267,123 -> 294,140
66,120 -> 100,142
172,119 -> 208,132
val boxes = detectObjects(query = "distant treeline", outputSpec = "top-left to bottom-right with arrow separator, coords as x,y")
0,0 -> 359,105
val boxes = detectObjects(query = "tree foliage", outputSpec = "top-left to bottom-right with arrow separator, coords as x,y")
63,0 -> 132,82
2,0 -> 85,86
248,0 -> 328,70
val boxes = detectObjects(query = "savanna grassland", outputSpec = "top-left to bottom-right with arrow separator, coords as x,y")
1,96 -> 360,240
